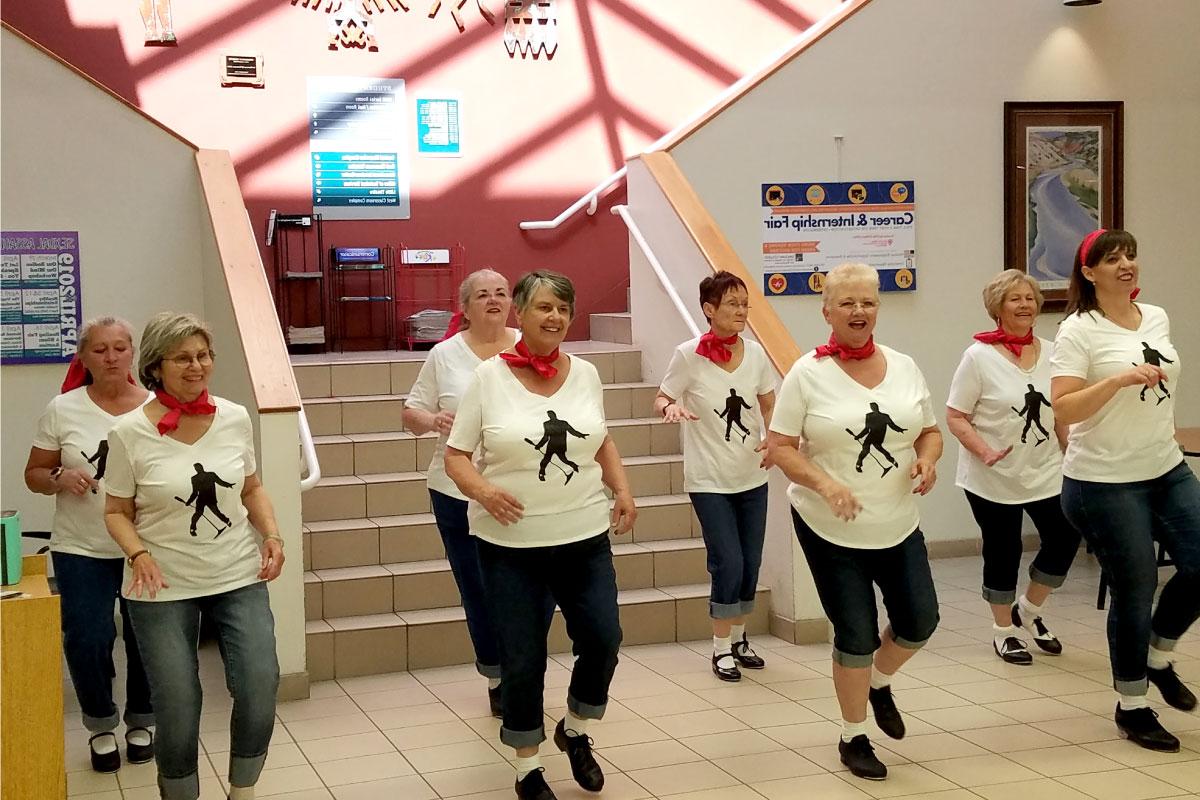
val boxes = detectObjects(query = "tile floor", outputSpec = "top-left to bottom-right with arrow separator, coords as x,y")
66,553 -> 1200,799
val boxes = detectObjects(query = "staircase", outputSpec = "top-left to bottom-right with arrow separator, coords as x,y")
294,314 -> 769,679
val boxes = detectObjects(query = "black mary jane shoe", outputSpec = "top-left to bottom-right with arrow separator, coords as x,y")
712,651 -> 741,682
731,635 -> 765,669
1148,664 -> 1198,712
868,686 -> 906,740
488,685 -> 503,718
1115,704 -> 1180,752
89,732 -> 121,773
838,734 -> 887,780
125,726 -> 154,764
515,767 -> 557,800
553,718 -> 604,792
993,636 -> 1033,665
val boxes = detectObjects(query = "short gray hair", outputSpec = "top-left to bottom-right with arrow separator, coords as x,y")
822,262 -> 880,309
457,268 -> 508,330
78,316 -> 135,354
513,270 -> 575,317
138,312 -> 214,391
982,269 -> 1043,321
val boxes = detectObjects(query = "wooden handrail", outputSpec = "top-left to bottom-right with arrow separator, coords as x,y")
196,150 -> 300,413
637,151 -> 802,376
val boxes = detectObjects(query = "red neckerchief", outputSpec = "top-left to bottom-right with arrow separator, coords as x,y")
813,333 -> 876,361
499,339 -> 560,379
60,355 -> 136,393
441,311 -> 464,341
974,326 -> 1035,357
695,331 -> 738,364
1130,288 -> 1141,301
154,389 -> 217,435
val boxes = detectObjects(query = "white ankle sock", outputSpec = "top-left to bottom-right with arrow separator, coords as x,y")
869,666 -> 893,690
515,754 -> 541,781
90,731 -> 117,754
487,677 -> 502,690
228,786 -> 255,800
730,623 -> 746,643
126,726 -> 153,746
1148,646 -> 1172,670
1119,693 -> 1149,711
713,635 -> 731,656
993,623 -> 1018,647
564,711 -> 590,737
841,719 -> 868,743
1018,594 -> 1043,617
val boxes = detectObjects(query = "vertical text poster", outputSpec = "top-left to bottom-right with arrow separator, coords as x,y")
1,231 -> 83,364
760,181 -> 916,296
416,94 -> 462,157
308,76 -> 410,220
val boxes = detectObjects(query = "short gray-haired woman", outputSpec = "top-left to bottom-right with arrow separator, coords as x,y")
946,270 -> 1078,666
103,312 -> 285,800
445,270 -> 635,800
25,317 -> 154,773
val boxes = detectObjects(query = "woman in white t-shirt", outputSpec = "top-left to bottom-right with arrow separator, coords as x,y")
946,270 -> 1079,666
24,317 -> 154,774
655,271 -> 776,682
445,271 -> 635,800
767,263 -> 942,782
1051,229 -> 1200,753
103,312 -> 286,800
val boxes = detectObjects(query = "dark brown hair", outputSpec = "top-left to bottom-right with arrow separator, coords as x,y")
698,271 -> 748,321
1065,229 -> 1137,316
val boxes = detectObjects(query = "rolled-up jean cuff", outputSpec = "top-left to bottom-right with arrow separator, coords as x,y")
567,695 -> 607,720
1114,676 -> 1149,696
710,599 -> 743,620
1028,565 -> 1067,589
123,710 -> 156,729
981,586 -> 1017,605
500,724 -> 546,749
476,660 -> 502,680
229,753 -> 268,788
1150,634 -> 1179,653
159,771 -> 199,800
890,631 -> 929,651
82,710 -> 120,734
739,599 -> 756,615
832,648 -> 875,668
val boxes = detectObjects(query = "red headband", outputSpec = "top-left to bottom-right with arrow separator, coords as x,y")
1078,228 -> 1107,265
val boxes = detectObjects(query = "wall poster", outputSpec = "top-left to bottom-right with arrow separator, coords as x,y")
1,231 -> 82,365
415,94 -> 462,157
760,181 -> 916,297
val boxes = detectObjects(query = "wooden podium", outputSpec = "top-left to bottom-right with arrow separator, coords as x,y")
1,554 -> 66,800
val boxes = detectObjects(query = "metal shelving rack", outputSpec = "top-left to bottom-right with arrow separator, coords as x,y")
272,212 -> 326,352
330,245 -> 396,351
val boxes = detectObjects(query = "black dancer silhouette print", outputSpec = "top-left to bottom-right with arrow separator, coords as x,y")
1137,342 -> 1173,404
1011,384 -> 1051,446
525,411 -> 588,485
174,463 -> 234,537
715,389 -> 753,443
845,402 -> 906,477
81,439 -> 109,493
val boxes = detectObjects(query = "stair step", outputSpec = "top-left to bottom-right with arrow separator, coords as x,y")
589,312 -> 633,345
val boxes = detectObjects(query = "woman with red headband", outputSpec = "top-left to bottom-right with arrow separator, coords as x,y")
654,270 -> 776,681
1052,229 -> 1200,753
768,262 -> 942,782
103,312 -> 285,800
946,270 -> 1079,666
24,316 -> 154,774
445,270 -> 635,800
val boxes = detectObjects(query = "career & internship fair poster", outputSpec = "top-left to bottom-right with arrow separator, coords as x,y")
1,231 -> 82,365
761,181 -> 916,296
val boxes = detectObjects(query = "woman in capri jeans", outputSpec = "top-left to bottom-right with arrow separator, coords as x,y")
655,270 -> 776,682
104,312 -> 285,800
768,262 -> 942,782
445,270 -> 636,800
25,317 -> 154,773
946,270 -> 1079,666
1051,229 -> 1200,753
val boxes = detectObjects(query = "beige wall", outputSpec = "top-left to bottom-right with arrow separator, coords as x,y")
670,0 -> 1200,543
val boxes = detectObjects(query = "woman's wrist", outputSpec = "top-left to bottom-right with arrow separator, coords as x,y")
48,466 -> 64,494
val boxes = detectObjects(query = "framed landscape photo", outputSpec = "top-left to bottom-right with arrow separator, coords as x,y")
1003,101 -> 1123,310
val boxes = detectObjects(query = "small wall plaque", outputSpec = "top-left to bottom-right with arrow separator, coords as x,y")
220,53 -> 265,87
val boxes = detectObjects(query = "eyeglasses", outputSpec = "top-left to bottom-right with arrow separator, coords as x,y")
836,300 -> 878,311
720,300 -> 752,311
166,351 -> 214,368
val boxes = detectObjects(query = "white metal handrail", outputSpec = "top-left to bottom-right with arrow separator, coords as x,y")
611,204 -> 700,339
298,405 -> 322,492
519,167 -> 628,230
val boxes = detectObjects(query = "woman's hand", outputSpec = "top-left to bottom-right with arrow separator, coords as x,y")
433,410 -> 456,435
610,490 -> 637,535
57,467 -> 97,496
755,440 -> 774,470
911,458 -> 937,495
980,445 -> 1013,467
819,479 -> 861,521
126,554 -> 169,599
662,402 -> 699,423
259,538 -> 285,581
477,482 -> 524,525
1117,363 -> 1167,390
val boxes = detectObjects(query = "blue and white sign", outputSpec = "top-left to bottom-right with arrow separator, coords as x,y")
308,76 -> 410,220
416,94 -> 462,157
1,231 -> 82,364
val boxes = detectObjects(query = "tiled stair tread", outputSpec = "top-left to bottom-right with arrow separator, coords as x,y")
638,539 -> 706,553
292,340 -> 639,367
359,471 -> 426,485
312,474 -> 365,488
328,613 -> 404,631
634,493 -> 692,508
308,382 -> 658,408
313,565 -> 391,581
607,416 -> 673,428
312,431 -> 436,445
306,620 -> 333,634
369,513 -> 436,527
592,312 -> 632,319
621,454 -> 683,466
304,517 -> 380,534
386,558 -> 451,576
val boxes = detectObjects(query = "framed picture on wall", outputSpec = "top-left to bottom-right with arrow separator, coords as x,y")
1003,101 -> 1123,310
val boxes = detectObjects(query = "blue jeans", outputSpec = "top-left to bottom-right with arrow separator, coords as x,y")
964,492 -> 1082,604
690,482 -> 769,619
128,581 -> 279,800
793,511 -> 939,667
51,552 -> 154,733
1062,461 -> 1200,695
477,533 -> 621,749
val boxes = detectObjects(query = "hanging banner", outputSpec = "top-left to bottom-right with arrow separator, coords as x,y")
1,231 -> 82,365
308,76 -> 410,219
415,94 -> 462,157
761,181 -> 916,296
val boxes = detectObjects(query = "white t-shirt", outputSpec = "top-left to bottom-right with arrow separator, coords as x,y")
105,396 -> 262,601
446,355 -> 611,548
770,345 -> 936,549
946,340 -> 1063,504
659,337 -> 776,493
405,330 -> 518,500
31,387 -> 147,558
1051,304 -> 1183,483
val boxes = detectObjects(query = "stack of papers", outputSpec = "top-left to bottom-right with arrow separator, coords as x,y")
405,309 -> 453,340
288,325 -> 326,345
